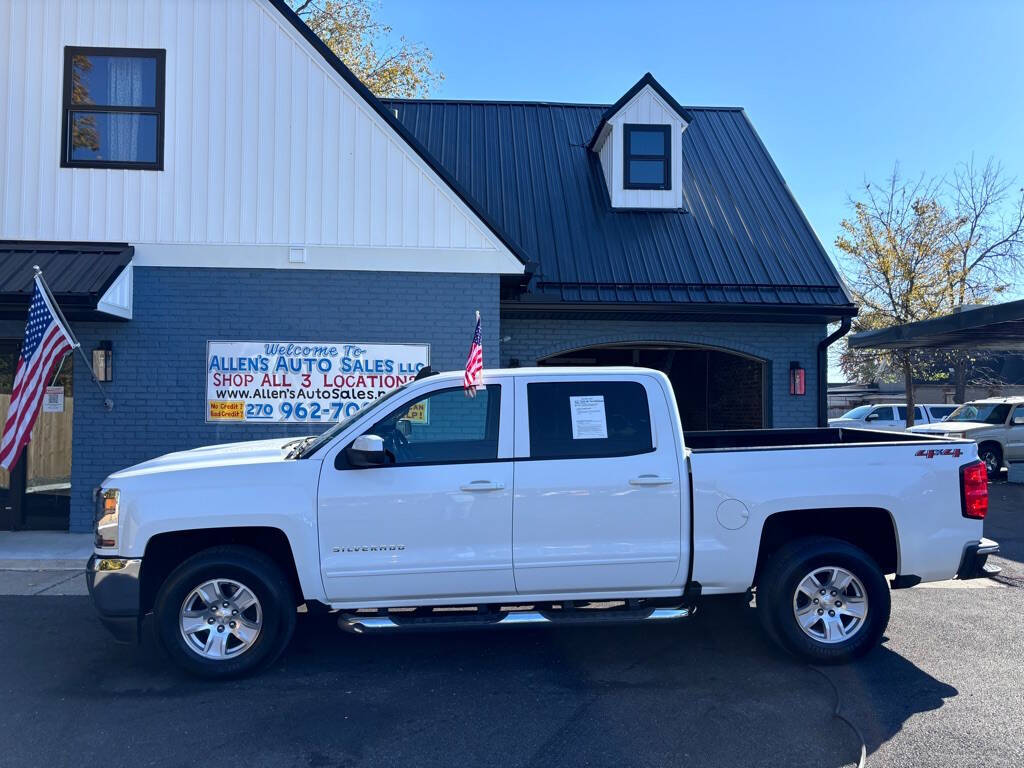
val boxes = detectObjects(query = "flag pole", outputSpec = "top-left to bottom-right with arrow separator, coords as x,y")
32,265 -> 114,411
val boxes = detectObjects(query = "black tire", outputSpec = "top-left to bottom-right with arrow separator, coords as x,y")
154,546 -> 296,679
977,442 -> 1003,478
756,536 -> 890,664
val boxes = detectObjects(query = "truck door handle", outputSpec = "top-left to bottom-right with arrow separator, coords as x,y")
459,480 -> 505,492
629,474 -> 673,487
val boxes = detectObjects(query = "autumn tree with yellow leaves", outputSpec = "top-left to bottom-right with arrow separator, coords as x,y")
836,161 -> 1024,424
289,0 -> 443,98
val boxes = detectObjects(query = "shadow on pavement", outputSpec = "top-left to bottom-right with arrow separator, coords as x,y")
986,479 -> 1024,570
0,595 -> 957,768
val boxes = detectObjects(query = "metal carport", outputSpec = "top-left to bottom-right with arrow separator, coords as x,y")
848,300 -> 1024,351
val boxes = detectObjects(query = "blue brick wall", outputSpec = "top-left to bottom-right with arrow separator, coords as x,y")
62,267 -> 498,532
0,269 -> 827,534
499,315 -> 825,429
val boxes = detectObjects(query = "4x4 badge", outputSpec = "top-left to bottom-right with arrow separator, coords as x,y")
915,448 -> 963,458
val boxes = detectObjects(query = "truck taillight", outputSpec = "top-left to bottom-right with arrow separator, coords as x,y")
960,461 -> 988,519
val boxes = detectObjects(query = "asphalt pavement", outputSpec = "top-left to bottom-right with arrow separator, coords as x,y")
1,484 -> 1022,768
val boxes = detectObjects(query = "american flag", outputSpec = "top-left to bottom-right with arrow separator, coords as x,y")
0,277 -> 75,470
463,312 -> 484,394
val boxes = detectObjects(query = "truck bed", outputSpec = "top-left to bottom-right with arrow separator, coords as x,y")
686,426 -> 945,451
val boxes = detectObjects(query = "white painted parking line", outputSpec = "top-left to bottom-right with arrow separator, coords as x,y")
914,578 -> 1005,589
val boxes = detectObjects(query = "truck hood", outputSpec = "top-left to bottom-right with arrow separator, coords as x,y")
909,422 -> 986,435
107,436 -> 314,480
829,418 -> 865,427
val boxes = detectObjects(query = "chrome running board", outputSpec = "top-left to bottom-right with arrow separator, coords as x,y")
338,607 -> 690,634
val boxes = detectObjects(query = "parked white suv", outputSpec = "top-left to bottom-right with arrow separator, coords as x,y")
829,403 -> 956,431
87,367 -> 996,679
909,397 -> 1024,476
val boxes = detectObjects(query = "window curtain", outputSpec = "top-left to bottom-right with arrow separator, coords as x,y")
106,58 -> 144,160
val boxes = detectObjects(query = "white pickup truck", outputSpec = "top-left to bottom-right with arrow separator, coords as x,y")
87,367 -> 998,679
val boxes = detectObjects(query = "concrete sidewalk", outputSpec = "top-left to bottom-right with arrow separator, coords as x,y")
0,531 -> 92,570
0,532 -> 91,596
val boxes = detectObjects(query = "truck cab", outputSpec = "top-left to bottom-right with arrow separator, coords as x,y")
829,403 -> 956,431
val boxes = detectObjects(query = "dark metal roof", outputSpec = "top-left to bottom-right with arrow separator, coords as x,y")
849,300 -> 1024,350
385,98 -> 855,317
0,241 -> 133,320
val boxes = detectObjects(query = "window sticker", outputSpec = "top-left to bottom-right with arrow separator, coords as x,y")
569,395 -> 608,440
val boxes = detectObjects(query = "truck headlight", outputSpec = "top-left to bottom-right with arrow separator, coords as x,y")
95,488 -> 120,549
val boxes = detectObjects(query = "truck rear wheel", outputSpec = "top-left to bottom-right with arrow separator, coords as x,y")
757,536 -> 890,664
153,546 -> 296,679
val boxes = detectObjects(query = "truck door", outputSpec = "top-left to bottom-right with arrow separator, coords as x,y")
511,374 -> 684,594
865,405 -> 897,430
317,378 -> 515,603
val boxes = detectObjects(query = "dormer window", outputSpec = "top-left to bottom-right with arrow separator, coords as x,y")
623,124 -> 671,190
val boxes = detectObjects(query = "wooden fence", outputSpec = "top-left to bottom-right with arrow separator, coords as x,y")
0,393 -> 73,491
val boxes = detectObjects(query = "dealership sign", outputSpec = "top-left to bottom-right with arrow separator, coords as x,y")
206,341 -> 429,423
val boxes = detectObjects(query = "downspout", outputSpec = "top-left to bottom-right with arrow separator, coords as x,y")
818,317 -> 852,427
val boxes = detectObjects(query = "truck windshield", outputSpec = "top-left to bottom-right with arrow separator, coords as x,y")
946,403 -> 1011,424
840,405 -> 872,419
295,384 -> 410,458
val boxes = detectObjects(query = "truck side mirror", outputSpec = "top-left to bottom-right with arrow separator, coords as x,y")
345,434 -> 387,467
865,413 -> 879,421
1013,415 -> 1024,426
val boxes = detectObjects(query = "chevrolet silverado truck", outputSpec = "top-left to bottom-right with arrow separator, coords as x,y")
87,367 -> 998,679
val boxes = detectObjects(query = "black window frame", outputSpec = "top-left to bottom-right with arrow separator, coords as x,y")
61,46 -> 166,171
525,380 -> 655,461
623,123 -> 671,190
340,384 -> 503,469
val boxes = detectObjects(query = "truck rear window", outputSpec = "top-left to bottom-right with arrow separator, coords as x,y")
526,381 -> 653,460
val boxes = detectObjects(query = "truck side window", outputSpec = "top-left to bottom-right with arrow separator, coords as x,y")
869,406 -> 894,420
527,381 -> 653,460
362,385 -> 501,465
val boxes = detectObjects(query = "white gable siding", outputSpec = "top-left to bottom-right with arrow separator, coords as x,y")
597,85 -> 685,210
594,125 -> 615,205
0,0 -> 522,274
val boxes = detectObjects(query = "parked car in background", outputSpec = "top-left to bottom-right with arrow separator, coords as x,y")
829,403 -> 956,431
908,397 -> 1024,476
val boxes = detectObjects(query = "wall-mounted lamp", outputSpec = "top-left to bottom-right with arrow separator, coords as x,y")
92,340 -> 113,382
789,361 -> 805,396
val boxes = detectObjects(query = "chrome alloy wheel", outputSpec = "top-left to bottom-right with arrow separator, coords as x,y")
180,578 -> 263,660
980,449 -> 1001,475
791,566 -> 868,644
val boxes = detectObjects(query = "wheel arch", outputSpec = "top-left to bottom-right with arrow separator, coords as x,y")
751,507 -> 899,587
140,527 -> 303,615
976,439 -> 1003,461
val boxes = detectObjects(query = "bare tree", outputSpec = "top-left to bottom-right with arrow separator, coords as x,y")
836,165 -> 962,426
945,157 -> 1024,400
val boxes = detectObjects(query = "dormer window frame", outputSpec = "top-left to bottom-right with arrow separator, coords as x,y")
623,123 -> 672,191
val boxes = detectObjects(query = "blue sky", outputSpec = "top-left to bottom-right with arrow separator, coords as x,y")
381,0 -> 1024,275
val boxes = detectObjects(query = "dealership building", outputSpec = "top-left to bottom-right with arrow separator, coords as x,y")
0,0 -> 855,533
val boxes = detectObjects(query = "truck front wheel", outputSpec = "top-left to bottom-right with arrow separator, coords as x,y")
153,546 -> 296,679
757,536 -> 890,664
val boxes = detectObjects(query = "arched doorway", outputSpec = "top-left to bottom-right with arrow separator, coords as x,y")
539,342 -> 767,430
